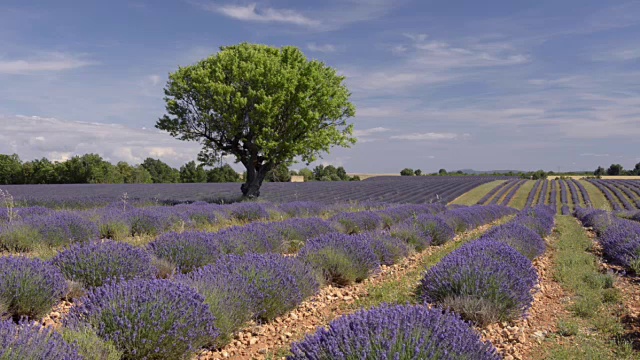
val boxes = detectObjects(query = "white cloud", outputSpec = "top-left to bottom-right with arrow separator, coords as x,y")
148,74 -> 162,86
307,43 -> 337,53
203,3 -> 320,27
390,132 -> 469,141
580,153 -> 610,157
353,127 -> 390,137
0,115 -> 202,167
0,52 -> 94,74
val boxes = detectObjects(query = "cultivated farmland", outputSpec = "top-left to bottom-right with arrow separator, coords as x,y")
1,178 -> 640,359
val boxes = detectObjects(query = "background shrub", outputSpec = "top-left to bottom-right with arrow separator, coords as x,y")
298,233 -> 380,286
420,239 -> 537,325
388,221 -> 432,251
278,201 -> 325,217
0,222 -> 41,252
410,214 -> 455,245
51,241 -> 155,288
147,231 -> 221,273
289,304 -> 500,360
0,319 -> 82,360
0,256 -> 67,320
227,202 -> 270,221
367,232 -> 413,265
66,279 -> 217,360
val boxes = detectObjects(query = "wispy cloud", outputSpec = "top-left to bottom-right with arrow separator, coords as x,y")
307,43 -> 337,53
390,132 -> 470,141
580,153 -> 610,157
199,2 -> 320,27
0,52 -> 94,74
353,127 -> 390,137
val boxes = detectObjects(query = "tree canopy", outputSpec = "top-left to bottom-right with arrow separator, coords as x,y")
157,42 -> 356,197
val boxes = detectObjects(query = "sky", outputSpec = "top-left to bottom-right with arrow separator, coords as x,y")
0,0 -> 639,173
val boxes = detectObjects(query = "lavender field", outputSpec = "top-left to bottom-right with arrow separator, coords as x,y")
1,176 -> 505,207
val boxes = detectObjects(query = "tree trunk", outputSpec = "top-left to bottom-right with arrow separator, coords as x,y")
241,164 -> 271,198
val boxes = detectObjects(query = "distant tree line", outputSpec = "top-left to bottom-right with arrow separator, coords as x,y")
0,153 -> 359,185
593,163 -> 640,176
399,163 -> 640,178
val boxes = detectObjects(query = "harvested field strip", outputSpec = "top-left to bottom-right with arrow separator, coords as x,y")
509,180 -> 536,209
500,179 -> 527,207
199,216 -> 514,359
449,180 -> 506,206
580,180 -> 612,210
529,216 -> 634,359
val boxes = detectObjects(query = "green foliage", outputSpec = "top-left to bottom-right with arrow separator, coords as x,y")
414,169 -> 422,176
140,158 -> 180,183
0,154 -> 23,184
206,164 -> 239,183
179,161 -> 207,183
400,168 -> 414,176
438,168 -> 448,175
606,164 -> 623,176
297,168 -> 314,181
157,42 -> 355,197
61,326 -> 123,360
266,163 -> 292,182
594,166 -> 606,176
312,165 -> 353,181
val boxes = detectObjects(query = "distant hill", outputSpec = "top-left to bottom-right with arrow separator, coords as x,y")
456,169 -> 523,175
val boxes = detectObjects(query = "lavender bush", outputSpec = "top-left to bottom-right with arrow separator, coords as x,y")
298,233 -> 380,286
227,202 -> 270,221
147,231 -> 221,273
289,304 -> 500,360
0,256 -> 67,320
0,222 -> 41,252
420,239 -> 537,325
388,220 -> 432,251
481,222 -> 546,260
412,214 -> 455,245
0,319 -> 82,360
66,279 -> 217,359
28,212 -> 99,247
177,253 -> 319,345
278,201 -> 325,217
368,232 -> 414,265
330,211 -> 383,234
51,241 -> 155,288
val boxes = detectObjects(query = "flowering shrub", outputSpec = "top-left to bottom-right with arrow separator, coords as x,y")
148,231 -> 221,273
420,239 -> 537,325
61,325 -> 123,360
215,223 -> 283,255
376,204 -> 445,228
367,232 -> 413,265
298,233 -> 380,286
410,214 -> 455,245
0,319 -> 82,360
278,201 -> 325,217
227,202 -> 270,221
330,211 -> 383,234
28,212 -> 99,247
289,304 -> 500,360
0,256 -> 67,320
94,208 -> 131,240
0,222 -> 41,252
572,179 -> 592,207
525,180 -> 543,208
516,205 -> 555,237
388,221 -> 432,251
66,279 -> 217,359
481,222 -> 546,260
272,218 -> 337,253
176,253 -> 319,346
51,241 -> 155,287
128,207 -> 178,236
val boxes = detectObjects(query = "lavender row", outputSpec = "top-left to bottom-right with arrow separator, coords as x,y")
537,180 -> 549,205
525,179 -> 543,208
559,180 -> 571,215
587,180 -> 623,211
500,179 -> 527,206
565,178 -> 581,207
418,205 -> 553,326
489,179 -> 520,205
576,208 -> 640,273
571,179 -> 592,207
596,180 -> 635,210
476,180 -> 511,205
606,181 -> 640,209
549,180 -> 558,210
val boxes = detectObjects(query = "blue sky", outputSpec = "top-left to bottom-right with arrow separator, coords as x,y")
1,0 -> 639,173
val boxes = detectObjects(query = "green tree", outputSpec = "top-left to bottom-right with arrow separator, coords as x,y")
157,43 -> 355,198
266,163 -> 291,182
206,164 -> 239,183
594,166 -> 606,176
606,164 -> 623,176
0,154 -> 23,184
297,168 -> 314,181
400,168 -> 414,176
141,158 -> 180,183
634,162 -> 640,175
414,169 -> 422,176
438,168 -> 448,176
179,161 -> 207,183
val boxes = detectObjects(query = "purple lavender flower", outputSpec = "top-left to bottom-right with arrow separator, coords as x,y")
367,232 -> 414,265
27,211 -> 99,247
420,239 -> 537,324
278,201 -> 326,217
0,256 -> 67,320
481,222 -> 546,260
330,211 -> 383,234
148,231 -> 221,273
65,279 -> 217,359
298,233 -> 380,286
0,319 -> 82,360
51,240 -> 155,287
289,304 -> 500,360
